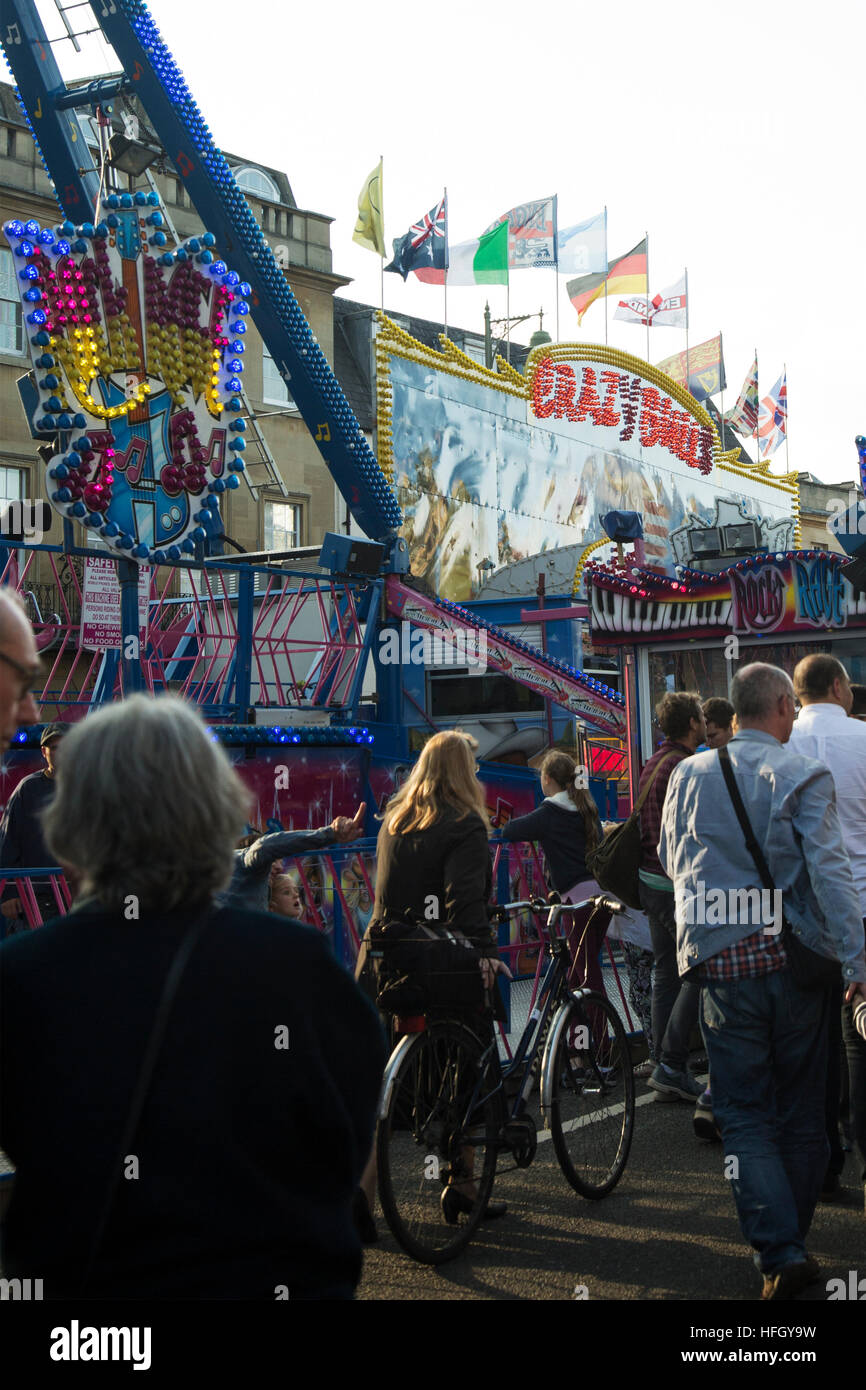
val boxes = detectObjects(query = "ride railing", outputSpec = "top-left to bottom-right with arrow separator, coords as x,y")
0,840 -> 639,1041
1,540 -> 378,721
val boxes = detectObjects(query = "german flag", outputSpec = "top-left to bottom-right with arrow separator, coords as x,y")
567,239 -> 647,325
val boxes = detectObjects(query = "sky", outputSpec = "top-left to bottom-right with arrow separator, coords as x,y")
34,0 -> 866,488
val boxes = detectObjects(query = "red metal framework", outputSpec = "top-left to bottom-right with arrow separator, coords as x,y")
2,548 -> 373,717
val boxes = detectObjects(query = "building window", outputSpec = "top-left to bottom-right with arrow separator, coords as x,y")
6,127 -> 16,158
0,468 -> 27,547
235,166 -> 280,202
0,249 -> 24,355
262,347 -> 295,407
0,467 -> 25,504
264,501 -> 301,552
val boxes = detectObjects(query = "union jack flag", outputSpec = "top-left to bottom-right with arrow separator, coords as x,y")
410,197 -> 446,249
724,356 -> 759,439
757,372 -> 787,459
385,196 -> 449,283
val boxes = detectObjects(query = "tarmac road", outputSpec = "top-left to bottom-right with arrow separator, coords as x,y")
358,1085 -> 865,1304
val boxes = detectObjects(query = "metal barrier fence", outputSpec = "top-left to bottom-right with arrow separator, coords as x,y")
0,840 -> 640,1042
0,539 -> 378,722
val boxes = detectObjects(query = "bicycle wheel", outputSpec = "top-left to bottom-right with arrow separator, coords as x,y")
376,1018 -> 501,1264
546,991 -> 634,1199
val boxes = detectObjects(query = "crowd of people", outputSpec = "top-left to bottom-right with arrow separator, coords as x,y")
0,577 -> 864,1302
653,661 -> 866,1300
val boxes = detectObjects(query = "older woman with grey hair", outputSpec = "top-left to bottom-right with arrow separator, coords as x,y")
0,694 -> 385,1300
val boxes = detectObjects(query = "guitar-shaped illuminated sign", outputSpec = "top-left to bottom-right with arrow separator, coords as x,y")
3,191 -> 251,565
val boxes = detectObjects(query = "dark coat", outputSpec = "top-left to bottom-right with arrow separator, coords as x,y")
500,798 -> 601,894
0,903 -> 386,1300
0,770 -> 59,902
370,806 -> 496,951
360,806 -> 503,1022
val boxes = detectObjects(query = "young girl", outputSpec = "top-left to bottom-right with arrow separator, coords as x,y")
500,751 -> 610,993
269,872 -> 304,920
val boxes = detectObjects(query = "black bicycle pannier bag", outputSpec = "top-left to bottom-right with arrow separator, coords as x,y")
368,919 -> 484,1014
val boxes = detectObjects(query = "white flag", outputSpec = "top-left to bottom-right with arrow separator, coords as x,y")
614,296 -> 654,326
485,197 -> 557,270
614,274 -> 687,328
557,211 -> 607,274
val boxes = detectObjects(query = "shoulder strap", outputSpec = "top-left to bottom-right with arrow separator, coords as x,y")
81,906 -> 214,1293
630,750 -> 682,821
717,746 -> 775,892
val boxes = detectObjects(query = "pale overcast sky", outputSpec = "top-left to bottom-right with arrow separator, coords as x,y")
37,0 -> 864,487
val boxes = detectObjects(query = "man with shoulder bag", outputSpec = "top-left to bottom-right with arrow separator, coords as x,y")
659,663 -> 866,1301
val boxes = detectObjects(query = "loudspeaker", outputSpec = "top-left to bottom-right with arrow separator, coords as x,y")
318,532 -> 384,576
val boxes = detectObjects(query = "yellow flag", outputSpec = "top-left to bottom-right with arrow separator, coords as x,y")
353,160 -> 385,258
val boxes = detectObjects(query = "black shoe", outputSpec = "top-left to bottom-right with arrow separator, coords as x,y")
761,1257 -> 821,1301
352,1188 -> 378,1244
818,1171 -> 842,1202
440,1187 -> 507,1225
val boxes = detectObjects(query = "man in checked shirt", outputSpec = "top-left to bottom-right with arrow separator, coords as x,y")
658,663 -> 866,1301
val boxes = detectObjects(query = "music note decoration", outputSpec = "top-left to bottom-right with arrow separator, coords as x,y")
3,190 -> 251,565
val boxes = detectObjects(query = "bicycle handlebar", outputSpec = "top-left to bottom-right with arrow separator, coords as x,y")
492,893 -> 627,921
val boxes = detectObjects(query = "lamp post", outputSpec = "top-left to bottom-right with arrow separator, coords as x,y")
483,306 -> 550,369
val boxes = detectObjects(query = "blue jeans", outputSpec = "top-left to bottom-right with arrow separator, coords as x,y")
701,969 -> 831,1274
639,879 -> 700,1072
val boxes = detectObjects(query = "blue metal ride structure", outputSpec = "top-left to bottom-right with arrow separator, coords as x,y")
0,0 -> 625,744
2,0 -> 402,547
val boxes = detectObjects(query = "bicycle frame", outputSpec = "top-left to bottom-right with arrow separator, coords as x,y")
374,893 -> 634,1260
445,896 -> 617,1142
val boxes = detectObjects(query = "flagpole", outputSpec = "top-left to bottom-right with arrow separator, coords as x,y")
754,347 -> 759,465
443,186 -> 448,339
683,264 -> 692,386
603,206 -> 609,346
645,230 -> 650,362
783,361 -> 789,473
553,194 -> 559,344
379,153 -> 384,312
719,329 -> 725,441
506,277 -> 511,365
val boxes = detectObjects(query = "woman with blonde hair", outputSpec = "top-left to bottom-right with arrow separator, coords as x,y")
500,750 -> 611,994
354,729 -> 510,1232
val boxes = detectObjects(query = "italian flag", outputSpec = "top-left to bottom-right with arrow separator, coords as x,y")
446,220 -> 509,286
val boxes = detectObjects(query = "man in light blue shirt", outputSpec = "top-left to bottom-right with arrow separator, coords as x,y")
788,653 -> 866,1206
658,662 -> 866,1301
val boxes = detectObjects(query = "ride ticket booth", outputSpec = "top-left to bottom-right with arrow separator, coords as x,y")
585,544 -> 866,766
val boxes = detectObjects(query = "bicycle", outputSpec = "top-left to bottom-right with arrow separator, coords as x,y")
375,893 -> 635,1263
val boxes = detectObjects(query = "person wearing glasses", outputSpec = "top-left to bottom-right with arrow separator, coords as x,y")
0,722 -> 69,933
